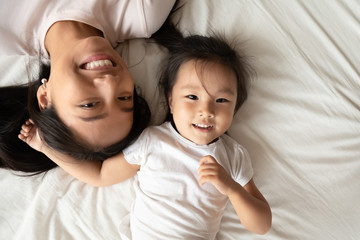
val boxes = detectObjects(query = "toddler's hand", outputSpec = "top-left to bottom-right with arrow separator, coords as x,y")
198,155 -> 236,196
18,119 -> 44,152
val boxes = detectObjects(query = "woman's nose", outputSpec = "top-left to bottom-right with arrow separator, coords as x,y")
94,74 -> 118,86
94,75 -> 118,95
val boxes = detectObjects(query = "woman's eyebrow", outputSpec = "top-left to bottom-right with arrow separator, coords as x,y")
78,107 -> 134,122
122,107 -> 134,113
78,113 -> 108,122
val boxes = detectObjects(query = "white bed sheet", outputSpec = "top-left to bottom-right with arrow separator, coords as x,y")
1,0 -> 359,239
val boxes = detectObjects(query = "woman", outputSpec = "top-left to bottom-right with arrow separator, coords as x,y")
0,0 -> 176,173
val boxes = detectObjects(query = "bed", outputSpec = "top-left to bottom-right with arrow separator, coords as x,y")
1,0 -> 359,239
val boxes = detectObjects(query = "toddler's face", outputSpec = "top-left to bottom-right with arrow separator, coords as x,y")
168,60 -> 237,145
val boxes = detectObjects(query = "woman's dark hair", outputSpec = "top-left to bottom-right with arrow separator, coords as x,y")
152,22 -> 253,121
0,63 -> 150,175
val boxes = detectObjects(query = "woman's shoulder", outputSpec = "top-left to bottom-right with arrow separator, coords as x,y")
139,0 -> 176,37
108,0 -> 176,41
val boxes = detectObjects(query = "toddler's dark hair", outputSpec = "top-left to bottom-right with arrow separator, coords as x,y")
153,23 -> 252,121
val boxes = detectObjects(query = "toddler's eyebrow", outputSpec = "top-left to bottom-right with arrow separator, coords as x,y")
179,84 -> 197,90
217,88 -> 236,95
180,84 -> 236,96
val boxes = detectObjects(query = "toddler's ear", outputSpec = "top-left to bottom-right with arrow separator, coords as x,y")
37,86 -> 48,111
168,94 -> 173,114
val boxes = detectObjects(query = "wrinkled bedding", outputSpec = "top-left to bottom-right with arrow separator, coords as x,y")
1,0 -> 359,239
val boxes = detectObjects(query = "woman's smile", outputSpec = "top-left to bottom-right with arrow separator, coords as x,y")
80,53 -> 116,70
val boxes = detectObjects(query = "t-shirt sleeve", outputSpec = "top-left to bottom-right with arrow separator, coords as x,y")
141,0 -> 176,36
122,128 -> 151,166
121,0 -> 176,39
232,145 -> 254,187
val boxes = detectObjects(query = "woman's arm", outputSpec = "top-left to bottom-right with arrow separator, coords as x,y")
19,119 -> 139,187
198,155 -> 272,235
42,147 -> 139,187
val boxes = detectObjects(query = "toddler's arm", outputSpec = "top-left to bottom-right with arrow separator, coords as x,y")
19,119 -> 139,187
198,155 -> 272,235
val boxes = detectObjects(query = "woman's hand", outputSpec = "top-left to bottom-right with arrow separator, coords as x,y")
18,119 -> 44,152
197,155 -> 237,196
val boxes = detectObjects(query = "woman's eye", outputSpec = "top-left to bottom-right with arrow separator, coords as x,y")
80,102 -> 97,108
118,96 -> 132,101
216,98 -> 229,103
187,95 -> 198,100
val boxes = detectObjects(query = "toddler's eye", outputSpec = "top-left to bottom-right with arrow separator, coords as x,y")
187,95 -> 198,100
118,96 -> 132,101
80,102 -> 98,108
216,98 -> 229,103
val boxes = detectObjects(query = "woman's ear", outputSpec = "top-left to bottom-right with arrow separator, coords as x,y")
37,85 -> 48,111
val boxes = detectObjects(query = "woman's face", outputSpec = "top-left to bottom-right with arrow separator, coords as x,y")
45,37 -> 134,148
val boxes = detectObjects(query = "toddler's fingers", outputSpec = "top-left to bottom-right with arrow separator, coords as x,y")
198,175 -> 208,186
21,125 -> 31,133
198,161 -> 219,177
198,174 -> 217,186
199,155 -> 216,165
18,133 -> 27,141
18,134 -> 24,141
198,168 -> 217,177
20,129 -> 29,137
24,119 -> 34,126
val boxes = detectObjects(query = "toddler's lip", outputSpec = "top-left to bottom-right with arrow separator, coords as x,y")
193,123 -> 214,130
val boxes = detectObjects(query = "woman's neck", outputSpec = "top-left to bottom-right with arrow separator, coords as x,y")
45,21 -> 103,57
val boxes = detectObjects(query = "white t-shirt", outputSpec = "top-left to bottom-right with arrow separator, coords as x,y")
123,122 -> 253,240
0,0 -> 175,57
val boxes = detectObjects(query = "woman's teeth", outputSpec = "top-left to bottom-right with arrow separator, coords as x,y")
84,59 -> 113,69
